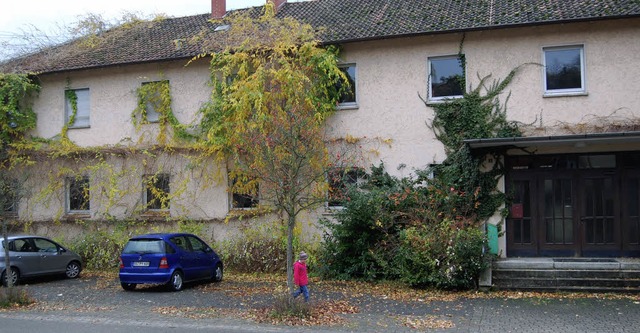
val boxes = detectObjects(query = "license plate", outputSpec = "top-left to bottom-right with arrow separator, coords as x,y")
132,261 -> 149,267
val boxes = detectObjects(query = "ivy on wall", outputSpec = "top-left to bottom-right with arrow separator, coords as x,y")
422,66 -> 522,222
132,80 -> 194,145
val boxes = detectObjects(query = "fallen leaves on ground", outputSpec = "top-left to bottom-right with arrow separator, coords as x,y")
398,314 -> 455,330
152,306 -> 239,319
244,300 -> 359,327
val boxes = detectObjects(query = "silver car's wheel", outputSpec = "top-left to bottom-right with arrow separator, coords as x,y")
167,271 -> 183,291
213,264 -> 223,282
2,267 -> 19,287
65,261 -> 81,279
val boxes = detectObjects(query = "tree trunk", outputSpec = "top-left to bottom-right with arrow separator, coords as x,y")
2,216 -> 12,288
286,212 -> 295,292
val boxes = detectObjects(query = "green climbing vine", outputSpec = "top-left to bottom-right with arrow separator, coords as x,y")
61,89 -> 78,142
422,66 -> 522,222
132,79 -> 194,145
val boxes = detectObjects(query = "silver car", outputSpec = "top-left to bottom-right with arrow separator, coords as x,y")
0,235 -> 82,286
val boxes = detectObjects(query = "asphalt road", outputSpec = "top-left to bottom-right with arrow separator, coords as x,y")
0,273 -> 639,332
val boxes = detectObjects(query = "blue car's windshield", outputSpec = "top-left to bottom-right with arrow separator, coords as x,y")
123,239 -> 165,254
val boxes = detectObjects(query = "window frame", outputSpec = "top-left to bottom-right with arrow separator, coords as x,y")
140,80 -> 170,123
542,45 -> 586,96
428,54 -> 466,102
64,88 -> 91,128
336,64 -> 357,109
230,176 -> 259,210
66,176 -> 90,213
327,167 -> 366,209
144,173 -> 171,211
2,179 -> 18,217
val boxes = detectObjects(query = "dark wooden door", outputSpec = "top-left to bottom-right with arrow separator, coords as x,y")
579,172 -> 619,256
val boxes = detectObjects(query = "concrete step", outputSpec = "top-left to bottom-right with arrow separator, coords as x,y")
490,258 -> 640,292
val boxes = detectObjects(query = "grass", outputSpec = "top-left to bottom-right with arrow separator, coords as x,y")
0,286 -> 34,308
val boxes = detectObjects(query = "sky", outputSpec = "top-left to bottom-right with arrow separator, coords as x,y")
0,0 -> 267,37
0,1 -> 312,59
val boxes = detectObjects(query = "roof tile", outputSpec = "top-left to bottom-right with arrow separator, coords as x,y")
2,0 -> 639,74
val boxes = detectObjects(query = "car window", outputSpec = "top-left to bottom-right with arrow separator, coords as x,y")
169,236 -> 190,251
123,239 -> 165,254
14,238 -> 36,252
187,236 -> 207,252
33,238 -> 58,253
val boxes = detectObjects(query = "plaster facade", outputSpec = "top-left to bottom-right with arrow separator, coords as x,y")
12,18 -> 640,249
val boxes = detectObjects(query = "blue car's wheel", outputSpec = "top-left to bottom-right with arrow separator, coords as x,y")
167,271 -> 183,291
121,283 -> 137,291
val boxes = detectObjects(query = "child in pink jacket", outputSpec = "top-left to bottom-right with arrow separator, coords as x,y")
292,251 -> 309,302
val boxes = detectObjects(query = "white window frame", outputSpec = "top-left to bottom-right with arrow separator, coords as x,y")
66,176 -> 90,213
141,81 -> 168,123
65,88 -> 90,128
144,173 -> 170,211
428,55 -> 465,102
327,167 -> 366,209
337,64 -> 357,110
542,45 -> 586,97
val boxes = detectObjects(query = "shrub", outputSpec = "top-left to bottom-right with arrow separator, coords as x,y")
216,222 -> 289,273
319,163 -> 491,290
270,291 -> 311,319
395,223 -> 488,289
71,229 -> 128,269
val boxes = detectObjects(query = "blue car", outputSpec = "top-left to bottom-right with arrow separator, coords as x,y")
119,233 -> 223,291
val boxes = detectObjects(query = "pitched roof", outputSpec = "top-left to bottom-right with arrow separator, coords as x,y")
3,0 -> 640,74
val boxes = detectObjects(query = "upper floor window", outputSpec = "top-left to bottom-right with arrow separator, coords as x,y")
328,167 -> 366,208
543,45 -> 585,96
428,55 -> 465,101
67,176 -> 90,213
144,174 -> 170,211
138,81 -> 170,123
337,64 -> 357,109
65,88 -> 90,128
230,176 -> 259,209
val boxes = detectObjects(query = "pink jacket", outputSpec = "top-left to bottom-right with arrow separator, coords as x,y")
293,260 -> 308,286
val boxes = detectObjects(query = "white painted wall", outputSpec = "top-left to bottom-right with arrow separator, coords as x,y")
19,18 -> 640,245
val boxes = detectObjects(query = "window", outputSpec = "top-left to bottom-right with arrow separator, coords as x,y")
187,235 -> 209,252
231,176 -> 259,209
33,238 -> 59,253
139,81 -> 170,123
337,64 -> 357,108
67,176 -> 90,213
144,174 -> 170,210
428,55 -> 465,101
65,88 -> 90,128
543,45 -> 585,95
1,180 -> 18,216
328,167 -> 366,208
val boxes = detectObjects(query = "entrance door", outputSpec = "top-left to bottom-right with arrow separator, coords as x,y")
506,153 -> 626,257
539,174 -> 576,256
580,173 -> 619,256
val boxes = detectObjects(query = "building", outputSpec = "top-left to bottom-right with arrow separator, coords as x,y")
2,0 -> 640,261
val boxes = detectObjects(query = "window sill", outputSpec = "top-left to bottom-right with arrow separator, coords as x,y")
336,103 -> 358,111
323,206 -> 345,214
543,91 -> 588,98
425,96 -> 464,105
63,212 -> 91,220
68,125 -> 91,129
140,210 -> 170,219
